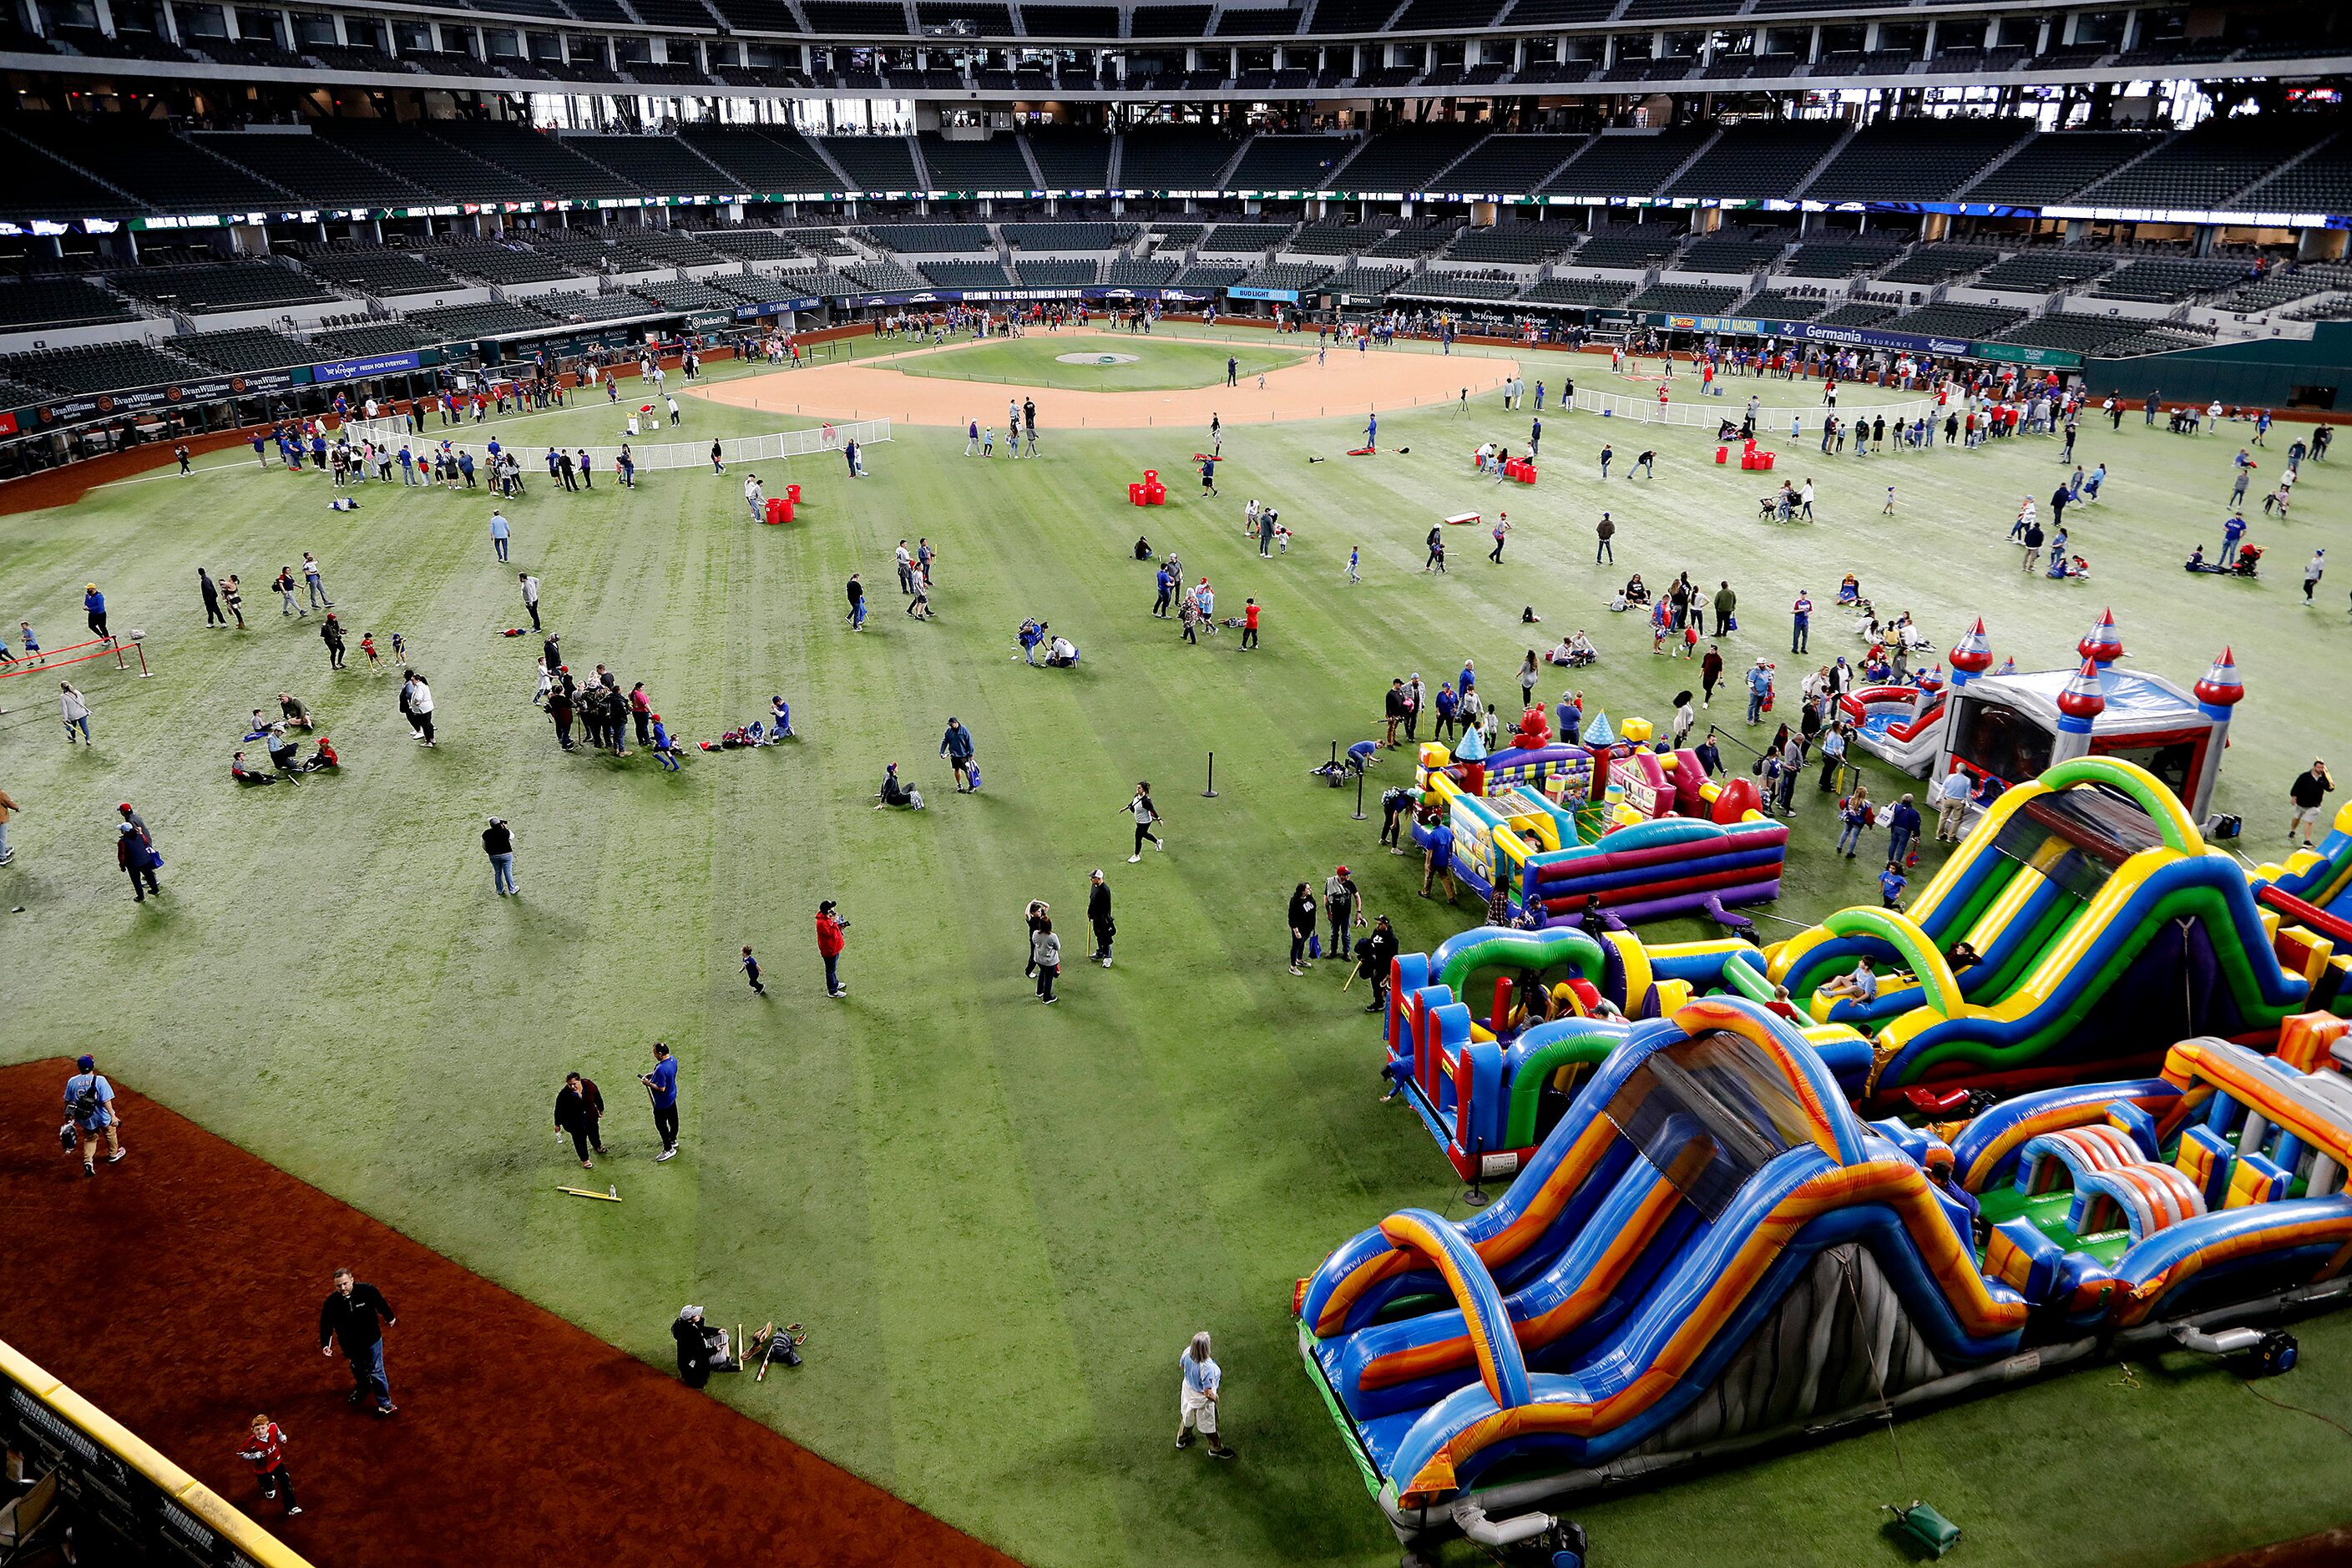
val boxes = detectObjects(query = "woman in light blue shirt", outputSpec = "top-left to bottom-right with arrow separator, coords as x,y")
1176,1333 -> 1234,1459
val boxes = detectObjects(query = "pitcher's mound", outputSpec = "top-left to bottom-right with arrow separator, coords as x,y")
1055,352 -> 1141,366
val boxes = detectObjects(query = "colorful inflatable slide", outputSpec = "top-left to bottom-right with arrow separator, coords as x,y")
1297,1003 -> 2352,1551
1409,708 -> 1786,926
1768,756 -> 2339,1105
2254,799 -> 2352,948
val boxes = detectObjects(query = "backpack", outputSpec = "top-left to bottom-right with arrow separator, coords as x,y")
73,1078 -> 101,1120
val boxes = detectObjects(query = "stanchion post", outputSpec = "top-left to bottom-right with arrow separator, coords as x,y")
1202,751 -> 1217,798
1353,769 -> 1367,822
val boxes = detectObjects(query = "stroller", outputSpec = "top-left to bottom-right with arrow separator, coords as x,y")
1308,741 -> 1381,787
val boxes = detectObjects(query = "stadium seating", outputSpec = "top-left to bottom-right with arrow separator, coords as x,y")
1626,281 -> 1742,314
531,231 -> 660,275
1677,230 -> 1790,273
308,317 -> 432,357
566,135 -> 732,195
1323,266 -> 1409,297
1013,260 -> 1098,286
1666,123 -> 1842,199
0,137 -> 148,222
919,260 -> 1014,288
1364,227 -> 1458,258
1227,136 -> 1353,190
24,118 -> 291,211
1172,264 -> 1247,287
403,301 -> 559,341
1735,288 -> 1830,320
844,260 -> 927,291
0,279 -> 139,331
918,134 -> 1034,192
1886,301 -> 2026,338
109,263 -> 335,315
1973,250 -> 2115,294
1991,313 -> 2147,353
781,228 -> 862,256
822,136 -> 923,190
1575,222 -> 1687,270
1326,127 -> 1486,193
700,229 -> 802,261
175,326 -> 320,372
1879,245 -> 2000,284
1103,258 -> 1180,286
3,340 -> 201,394
677,127 -> 842,194
1287,225 -> 1382,256
867,223 -> 994,253
1963,130 -> 2159,205
1395,271 -> 1519,301
191,131 -> 429,210
608,225 -> 727,267
1003,222 -> 1134,250
1121,129 -> 1242,190
1778,239 -> 1904,278
2081,120 -> 2328,210
1444,227 -> 1577,265
1200,224 -> 1293,254
1519,276 -> 1636,306
2240,139 -> 2352,215
1542,129 -> 1713,198
2089,257 -> 2244,303
432,123 -> 644,201
2217,272 -> 2337,315
432,242 -> 581,287
1438,135 -> 1586,195
290,247 -> 458,298
1803,119 -> 2031,204
318,123 -> 550,203
1815,300 -> 1896,327
628,279 -> 751,313
1025,130 -> 1111,190
1236,261 -> 1331,291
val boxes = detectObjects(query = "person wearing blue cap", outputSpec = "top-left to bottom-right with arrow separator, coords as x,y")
63,1055 -> 124,1176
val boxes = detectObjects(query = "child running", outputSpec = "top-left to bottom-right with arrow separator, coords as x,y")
235,1414 -> 301,1515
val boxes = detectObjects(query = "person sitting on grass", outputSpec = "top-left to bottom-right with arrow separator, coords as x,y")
1044,634 -> 1079,668
231,751 -> 277,786
298,736 -> 340,772
672,1307 -> 790,1388
876,762 -> 923,811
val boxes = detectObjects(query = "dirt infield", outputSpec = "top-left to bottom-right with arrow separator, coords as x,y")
0,1060 -> 1014,1568
692,331 -> 1520,428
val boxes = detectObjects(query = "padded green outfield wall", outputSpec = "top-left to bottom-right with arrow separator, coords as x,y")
2088,321 -> 2352,412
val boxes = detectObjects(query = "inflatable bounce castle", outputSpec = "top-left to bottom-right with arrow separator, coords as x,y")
1409,706 -> 1787,927
1845,609 -> 2238,824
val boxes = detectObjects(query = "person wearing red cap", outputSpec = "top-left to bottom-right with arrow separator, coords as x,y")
1323,867 -> 1362,961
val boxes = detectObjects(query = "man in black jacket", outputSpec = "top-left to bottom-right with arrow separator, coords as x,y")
1358,916 -> 1399,1014
319,1267 -> 397,1416
1086,869 -> 1114,968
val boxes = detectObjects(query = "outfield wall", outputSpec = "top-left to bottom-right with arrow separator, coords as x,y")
0,1335 -> 311,1568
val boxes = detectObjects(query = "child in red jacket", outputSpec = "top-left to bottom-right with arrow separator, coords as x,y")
237,1414 -> 301,1515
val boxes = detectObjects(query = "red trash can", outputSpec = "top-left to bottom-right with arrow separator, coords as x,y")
763,496 -> 789,524
1715,445 -> 1728,464
1146,483 -> 1166,505
1761,451 -> 1777,471
1130,482 -> 1145,505
787,483 -> 802,503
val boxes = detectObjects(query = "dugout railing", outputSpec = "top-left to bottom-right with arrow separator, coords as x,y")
0,1336 -> 311,1568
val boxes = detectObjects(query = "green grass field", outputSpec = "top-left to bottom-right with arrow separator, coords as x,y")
890,331 -> 1306,391
3,336 -> 2348,1568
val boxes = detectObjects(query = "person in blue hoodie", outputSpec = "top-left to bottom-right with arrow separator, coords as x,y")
939,716 -> 977,792
650,714 -> 680,771
83,584 -> 108,641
